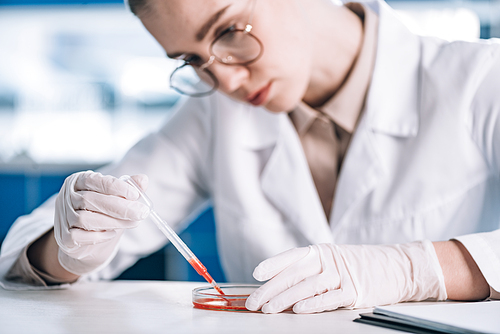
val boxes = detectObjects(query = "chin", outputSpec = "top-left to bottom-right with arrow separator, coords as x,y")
264,96 -> 301,113
265,80 -> 308,113
263,104 -> 286,113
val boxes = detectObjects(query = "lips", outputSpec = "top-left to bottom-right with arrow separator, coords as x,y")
246,82 -> 272,106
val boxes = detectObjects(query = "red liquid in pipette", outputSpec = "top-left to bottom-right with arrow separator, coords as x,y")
188,258 -> 225,295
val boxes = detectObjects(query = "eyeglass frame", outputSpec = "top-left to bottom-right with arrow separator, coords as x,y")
169,1 -> 263,97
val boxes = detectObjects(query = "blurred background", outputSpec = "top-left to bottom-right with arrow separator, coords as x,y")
0,0 -> 499,282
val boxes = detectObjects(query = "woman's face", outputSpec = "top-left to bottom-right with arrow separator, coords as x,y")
140,0 -> 313,112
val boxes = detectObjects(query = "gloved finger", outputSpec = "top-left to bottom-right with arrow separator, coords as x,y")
246,248 -> 322,311
74,171 -> 140,200
292,288 -> 356,314
130,174 -> 148,192
260,273 -> 341,314
71,210 -> 143,231
69,228 -> 118,246
71,190 -> 150,221
253,246 -> 311,281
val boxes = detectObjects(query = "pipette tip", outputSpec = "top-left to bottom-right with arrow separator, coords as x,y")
210,280 -> 225,295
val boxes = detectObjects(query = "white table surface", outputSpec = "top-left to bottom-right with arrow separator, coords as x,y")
0,280 -> 400,334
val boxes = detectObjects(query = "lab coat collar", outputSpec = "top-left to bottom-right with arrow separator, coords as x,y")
230,100 -> 333,244
363,0 -> 421,138
260,116 -> 335,245
330,0 -> 422,232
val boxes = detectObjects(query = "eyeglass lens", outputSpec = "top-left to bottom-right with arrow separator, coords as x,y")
211,30 -> 262,64
170,64 -> 217,96
170,30 -> 262,96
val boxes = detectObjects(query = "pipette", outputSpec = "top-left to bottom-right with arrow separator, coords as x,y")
120,175 -> 225,295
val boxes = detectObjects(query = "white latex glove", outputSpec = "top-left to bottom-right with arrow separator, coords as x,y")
54,171 -> 150,275
245,242 -> 447,314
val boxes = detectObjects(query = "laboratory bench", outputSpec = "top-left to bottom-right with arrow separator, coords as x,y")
0,280 -> 396,334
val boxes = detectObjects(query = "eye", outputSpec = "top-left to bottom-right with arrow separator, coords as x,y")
216,24 -> 237,39
182,54 -> 204,67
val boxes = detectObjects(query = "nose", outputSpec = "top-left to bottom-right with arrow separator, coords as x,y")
209,62 -> 249,94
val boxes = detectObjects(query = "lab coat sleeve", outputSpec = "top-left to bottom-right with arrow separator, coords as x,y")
0,195 -> 76,290
5,241 -> 73,287
455,43 -> 500,297
0,96 -> 214,289
454,231 -> 500,298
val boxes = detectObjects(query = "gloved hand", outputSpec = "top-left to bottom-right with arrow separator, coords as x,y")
245,242 -> 447,314
54,171 -> 150,275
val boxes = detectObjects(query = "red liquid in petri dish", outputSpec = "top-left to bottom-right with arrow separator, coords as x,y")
192,285 -> 260,312
193,297 -> 248,311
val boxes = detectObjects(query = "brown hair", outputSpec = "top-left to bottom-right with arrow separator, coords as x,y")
128,0 -> 150,16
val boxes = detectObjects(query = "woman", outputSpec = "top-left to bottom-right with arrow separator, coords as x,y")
1,0 -> 499,314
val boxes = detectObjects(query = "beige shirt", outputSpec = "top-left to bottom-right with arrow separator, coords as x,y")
289,2 -> 379,219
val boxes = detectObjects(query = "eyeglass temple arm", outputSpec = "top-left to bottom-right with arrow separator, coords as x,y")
199,55 -> 215,71
245,0 -> 257,33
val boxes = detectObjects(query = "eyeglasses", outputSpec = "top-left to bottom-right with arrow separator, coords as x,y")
169,0 -> 263,97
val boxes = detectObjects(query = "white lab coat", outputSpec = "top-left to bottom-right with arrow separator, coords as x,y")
1,0 -> 500,291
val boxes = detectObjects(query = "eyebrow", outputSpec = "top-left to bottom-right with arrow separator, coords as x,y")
196,5 -> 230,42
166,5 -> 231,59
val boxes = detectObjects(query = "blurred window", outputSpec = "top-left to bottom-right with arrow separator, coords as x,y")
387,0 -> 500,39
0,1 -> 182,164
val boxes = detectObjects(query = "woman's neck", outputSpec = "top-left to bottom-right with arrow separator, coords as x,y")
302,3 -> 364,108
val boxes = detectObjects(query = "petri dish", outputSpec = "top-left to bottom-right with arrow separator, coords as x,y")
192,284 -> 260,312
